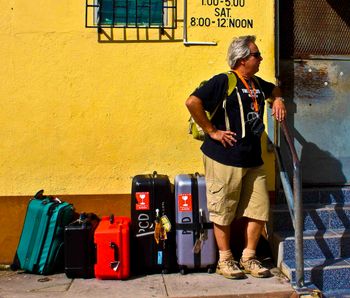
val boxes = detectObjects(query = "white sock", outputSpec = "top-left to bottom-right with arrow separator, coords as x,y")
219,249 -> 233,262
241,248 -> 256,261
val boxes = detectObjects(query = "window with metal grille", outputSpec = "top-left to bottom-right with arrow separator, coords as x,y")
86,0 -> 177,29
279,0 -> 350,58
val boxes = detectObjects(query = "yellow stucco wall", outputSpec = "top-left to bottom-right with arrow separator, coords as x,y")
0,0 -> 276,264
1,0 -> 276,196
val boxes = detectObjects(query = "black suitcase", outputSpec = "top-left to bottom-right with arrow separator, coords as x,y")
130,171 -> 176,275
64,213 -> 100,278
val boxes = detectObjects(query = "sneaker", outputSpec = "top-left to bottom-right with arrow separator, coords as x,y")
239,258 -> 271,278
216,259 -> 245,279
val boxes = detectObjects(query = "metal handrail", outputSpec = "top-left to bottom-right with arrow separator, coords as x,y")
273,119 -> 304,289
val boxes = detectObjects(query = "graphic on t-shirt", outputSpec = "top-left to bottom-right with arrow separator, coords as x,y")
246,111 -> 260,124
241,88 -> 261,112
242,88 -> 261,96
178,193 -> 193,212
135,192 -> 150,210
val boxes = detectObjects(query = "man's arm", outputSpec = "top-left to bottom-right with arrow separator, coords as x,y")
186,95 -> 217,135
185,95 -> 236,147
270,86 -> 287,122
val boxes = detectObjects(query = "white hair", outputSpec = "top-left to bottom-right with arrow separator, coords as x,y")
227,35 -> 256,69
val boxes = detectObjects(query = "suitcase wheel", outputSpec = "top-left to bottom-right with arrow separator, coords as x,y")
161,268 -> 169,274
207,265 -> 216,274
179,266 -> 187,275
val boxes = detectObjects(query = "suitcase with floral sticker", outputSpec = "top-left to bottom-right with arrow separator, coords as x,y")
130,171 -> 176,275
174,173 -> 217,275
94,215 -> 131,280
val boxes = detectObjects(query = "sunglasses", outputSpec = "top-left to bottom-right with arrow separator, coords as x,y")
250,52 -> 262,58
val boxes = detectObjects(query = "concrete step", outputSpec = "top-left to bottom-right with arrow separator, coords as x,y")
272,229 -> 350,264
271,203 -> 350,232
281,257 -> 350,292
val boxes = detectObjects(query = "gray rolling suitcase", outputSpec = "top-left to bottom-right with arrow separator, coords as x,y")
175,173 -> 217,274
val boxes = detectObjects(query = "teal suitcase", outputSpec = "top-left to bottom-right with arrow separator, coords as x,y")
12,190 -> 74,274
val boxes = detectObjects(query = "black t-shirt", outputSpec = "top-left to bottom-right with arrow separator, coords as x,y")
191,72 -> 275,167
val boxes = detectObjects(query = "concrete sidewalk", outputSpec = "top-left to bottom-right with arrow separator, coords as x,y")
0,267 -> 295,298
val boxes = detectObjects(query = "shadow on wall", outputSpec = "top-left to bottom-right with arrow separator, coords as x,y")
292,129 -> 347,187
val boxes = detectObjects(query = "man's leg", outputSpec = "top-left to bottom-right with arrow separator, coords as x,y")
240,218 -> 271,277
214,223 -> 245,279
235,166 -> 271,278
241,218 -> 265,261
214,223 -> 231,251
244,218 -> 264,250
203,154 -> 246,279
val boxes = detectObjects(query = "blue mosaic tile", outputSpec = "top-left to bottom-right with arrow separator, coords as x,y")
285,258 -> 350,291
320,187 -> 350,204
313,267 -> 350,291
277,231 -> 343,260
329,206 -> 350,230
273,188 -> 350,293
304,208 -> 330,230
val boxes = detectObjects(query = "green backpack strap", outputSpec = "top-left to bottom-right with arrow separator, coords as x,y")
226,71 -> 237,96
220,71 -> 237,133
189,71 -> 237,141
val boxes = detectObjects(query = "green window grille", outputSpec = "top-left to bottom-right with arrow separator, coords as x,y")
85,0 -> 177,29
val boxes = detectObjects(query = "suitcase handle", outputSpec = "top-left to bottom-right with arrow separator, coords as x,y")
109,214 -> 114,224
34,189 -> 62,204
34,189 -> 45,199
110,242 -> 120,271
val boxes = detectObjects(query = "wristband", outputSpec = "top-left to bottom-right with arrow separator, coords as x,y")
275,97 -> 284,102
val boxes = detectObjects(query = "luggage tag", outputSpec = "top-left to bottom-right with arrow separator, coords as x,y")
192,209 -> 207,254
154,209 -> 162,244
160,215 -> 171,233
192,237 -> 202,254
155,210 -> 170,245
193,230 -> 207,254
199,208 -> 208,241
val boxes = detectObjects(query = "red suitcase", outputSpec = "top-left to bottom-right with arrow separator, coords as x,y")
94,215 -> 131,280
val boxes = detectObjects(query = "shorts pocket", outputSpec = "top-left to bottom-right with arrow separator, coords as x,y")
207,181 -> 225,214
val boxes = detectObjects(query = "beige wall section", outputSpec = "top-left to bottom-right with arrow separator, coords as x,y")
0,0 -> 276,263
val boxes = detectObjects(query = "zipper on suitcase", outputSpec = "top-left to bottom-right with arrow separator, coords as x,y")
35,201 -> 61,273
190,174 -> 202,269
24,199 -> 56,271
40,203 -> 72,274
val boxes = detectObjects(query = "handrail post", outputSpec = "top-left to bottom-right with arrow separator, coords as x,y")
294,163 -> 304,288
276,120 -> 305,290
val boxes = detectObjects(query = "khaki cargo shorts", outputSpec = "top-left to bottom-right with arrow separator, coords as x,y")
203,154 -> 270,226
